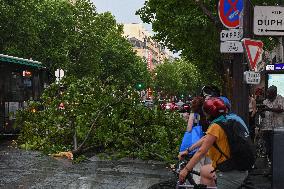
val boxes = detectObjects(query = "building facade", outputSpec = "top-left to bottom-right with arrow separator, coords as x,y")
123,23 -> 174,70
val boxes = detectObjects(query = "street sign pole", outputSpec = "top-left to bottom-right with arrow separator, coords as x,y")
231,0 -> 253,125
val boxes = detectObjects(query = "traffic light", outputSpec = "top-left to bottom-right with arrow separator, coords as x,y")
135,83 -> 145,90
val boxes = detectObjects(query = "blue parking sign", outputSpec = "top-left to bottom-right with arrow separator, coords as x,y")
218,0 -> 243,28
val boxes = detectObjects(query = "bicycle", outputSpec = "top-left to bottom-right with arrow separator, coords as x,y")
148,156 -> 217,189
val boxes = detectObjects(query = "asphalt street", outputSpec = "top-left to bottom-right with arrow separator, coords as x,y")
0,139 -> 272,189
0,140 -> 174,189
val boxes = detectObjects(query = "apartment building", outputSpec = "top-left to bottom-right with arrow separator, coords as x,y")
123,23 -> 173,70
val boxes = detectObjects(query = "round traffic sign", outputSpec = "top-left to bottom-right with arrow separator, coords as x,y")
218,0 -> 243,28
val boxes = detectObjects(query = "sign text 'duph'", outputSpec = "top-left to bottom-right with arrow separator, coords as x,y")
254,6 -> 284,36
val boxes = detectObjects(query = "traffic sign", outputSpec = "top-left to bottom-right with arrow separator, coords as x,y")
254,6 -> 284,36
266,63 -> 284,71
55,69 -> 64,79
220,41 -> 244,53
220,29 -> 243,41
244,71 -> 261,85
242,39 -> 264,71
55,69 -> 65,83
218,0 -> 244,28
275,63 -> 284,70
266,64 -> 275,71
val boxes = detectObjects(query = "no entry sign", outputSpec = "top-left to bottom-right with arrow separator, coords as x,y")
218,0 -> 244,28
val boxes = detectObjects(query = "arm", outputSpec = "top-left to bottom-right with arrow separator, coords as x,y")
179,134 -> 216,182
188,135 -> 206,151
269,107 -> 284,113
178,136 -> 206,160
186,113 -> 195,132
262,97 -> 284,113
263,105 -> 284,113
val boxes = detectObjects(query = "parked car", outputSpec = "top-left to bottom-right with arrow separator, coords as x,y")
181,103 -> 191,113
175,100 -> 185,111
143,99 -> 154,108
161,102 -> 179,111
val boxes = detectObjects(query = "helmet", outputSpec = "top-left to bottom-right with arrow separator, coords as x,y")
219,96 -> 231,111
203,97 -> 227,118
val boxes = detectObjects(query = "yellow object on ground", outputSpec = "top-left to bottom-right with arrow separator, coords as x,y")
51,151 -> 73,160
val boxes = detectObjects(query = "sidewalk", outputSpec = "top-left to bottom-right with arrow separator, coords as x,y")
245,157 -> 271,189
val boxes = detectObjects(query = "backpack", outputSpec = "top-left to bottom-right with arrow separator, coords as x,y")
214,119 -> 256,172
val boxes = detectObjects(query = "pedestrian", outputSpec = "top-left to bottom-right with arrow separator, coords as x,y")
261,85 -> 284,163
178,96 -> 211,184
186,96 -> 207,132
179,97 -> 206,153
249,94 -> 257,141
179,97 -> 250,189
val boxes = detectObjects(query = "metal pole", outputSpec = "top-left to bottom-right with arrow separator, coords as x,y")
232,0 -> 253,125
279,0 -> 284,63
277,37 -> 284,62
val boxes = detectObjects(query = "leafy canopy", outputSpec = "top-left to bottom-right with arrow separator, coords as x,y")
154,59 -> 202,97
5,0 -> 185,162
137,0 -> 280,86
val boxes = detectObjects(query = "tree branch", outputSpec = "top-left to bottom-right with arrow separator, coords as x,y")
193,0 -> 223,31
72,98 -> 124,155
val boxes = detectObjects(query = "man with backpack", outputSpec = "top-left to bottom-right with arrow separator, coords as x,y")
179,97 -> 255,189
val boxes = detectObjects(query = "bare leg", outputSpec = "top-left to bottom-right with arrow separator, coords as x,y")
200,164 -> 216,187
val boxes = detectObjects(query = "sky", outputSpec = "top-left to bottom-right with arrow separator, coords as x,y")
91,0 -> 152,32
91,0 -> 179,57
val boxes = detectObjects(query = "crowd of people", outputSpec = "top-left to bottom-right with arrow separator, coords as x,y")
177,85 -> 284,189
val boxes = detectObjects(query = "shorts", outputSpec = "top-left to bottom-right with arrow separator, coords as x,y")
216,170 -> 248,189
193,156 -> 212,184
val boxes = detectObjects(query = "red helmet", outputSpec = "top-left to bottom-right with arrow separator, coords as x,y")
203,97 -> 227,118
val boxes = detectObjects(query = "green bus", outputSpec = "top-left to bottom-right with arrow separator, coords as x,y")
0,54 -> 49,134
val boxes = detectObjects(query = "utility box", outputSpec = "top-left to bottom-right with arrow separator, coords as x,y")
273,128 -> 284,189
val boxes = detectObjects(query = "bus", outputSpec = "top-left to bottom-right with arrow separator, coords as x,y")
0,54 -> 50,134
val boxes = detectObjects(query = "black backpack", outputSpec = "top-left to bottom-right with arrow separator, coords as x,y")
213,119 -> 256,172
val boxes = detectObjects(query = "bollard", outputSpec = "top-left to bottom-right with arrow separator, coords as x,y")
272,127 -> 284,189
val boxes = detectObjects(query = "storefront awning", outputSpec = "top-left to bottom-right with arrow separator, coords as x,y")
0,54 -> 44,68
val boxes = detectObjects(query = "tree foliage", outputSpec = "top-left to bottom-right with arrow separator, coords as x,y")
137,0 -> 279,86
154,59 -> 202,97
16,77 -> 185,161
0,0 -> 151,88
2,0 -> 185,161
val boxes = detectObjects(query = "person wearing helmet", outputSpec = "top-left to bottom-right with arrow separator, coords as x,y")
179,97 -> 247,189
219,96 -> 249,134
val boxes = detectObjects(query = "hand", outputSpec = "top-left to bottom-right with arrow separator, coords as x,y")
261,106 -> 271,112
178,150 -> 188,160
275,106 -> 284,113
179,167 -> 189,182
